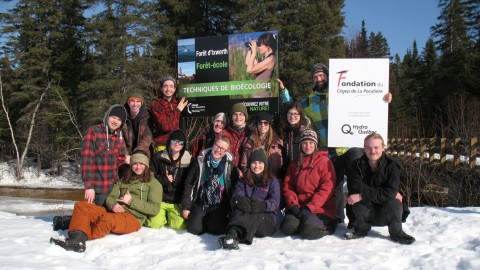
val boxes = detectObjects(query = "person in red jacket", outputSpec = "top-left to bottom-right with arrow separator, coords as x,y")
280,128 -> 337,240
222,102 -> 250,167
151,76 -> 188,153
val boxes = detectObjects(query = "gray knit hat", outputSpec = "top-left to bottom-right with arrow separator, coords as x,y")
311,63 -> 329,76
249,148 -> 268,167
130,152 -> 149,168
214,112 -> 229,126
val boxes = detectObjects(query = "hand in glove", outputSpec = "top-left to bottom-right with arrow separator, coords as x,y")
286,205 -> 301,217
234,196 -> 251,212
250,201 -> 266,213
299,208 -> 312,221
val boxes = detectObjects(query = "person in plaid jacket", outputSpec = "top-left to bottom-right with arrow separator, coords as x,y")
82,104 -> 129,207
151,76 -> 189,153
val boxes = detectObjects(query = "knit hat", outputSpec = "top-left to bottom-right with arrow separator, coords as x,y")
249,148 -> 268,166
130,152 -> 149,168
161,75 -> 176,87
214,112 -> 228,126
230,102 -> 248,119
299,128 -> 318,145
168,130 -> 186,143
311,63 -> 329,76
109,105 -> 127,124
127,91 -> 144,104
255,112 -> 272,123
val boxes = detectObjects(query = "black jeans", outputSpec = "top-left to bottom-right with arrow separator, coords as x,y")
186,202 -> 230,235
352,198 -> 404,236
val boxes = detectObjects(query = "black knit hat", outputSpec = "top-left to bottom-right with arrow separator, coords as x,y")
168,130 -> 186,143
249,148 -> 268,167
311,63 -> 329,76
255,112 -> 273,123
109,105 -> 127,124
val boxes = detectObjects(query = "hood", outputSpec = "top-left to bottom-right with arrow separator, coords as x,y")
103,104 -> 128,131
102,104 -> 127,150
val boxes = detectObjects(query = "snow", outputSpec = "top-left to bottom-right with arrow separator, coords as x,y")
0,160 -> 479,270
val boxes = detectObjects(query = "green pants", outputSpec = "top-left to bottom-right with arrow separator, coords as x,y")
145,202 -> 185,230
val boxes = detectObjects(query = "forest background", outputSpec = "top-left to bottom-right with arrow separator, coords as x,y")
0,0 -> 478,205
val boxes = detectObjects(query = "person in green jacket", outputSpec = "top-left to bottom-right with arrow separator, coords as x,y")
50,152 -> 163,253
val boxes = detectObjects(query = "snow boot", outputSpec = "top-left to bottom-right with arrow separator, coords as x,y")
390,231 -> 415,245
50,230 -> 88,252
218,230 -> 239,250
53,215 -> 72,231
344,230 -> 368,240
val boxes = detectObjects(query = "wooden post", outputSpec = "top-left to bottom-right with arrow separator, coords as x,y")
412,138 -> 417,161
454,138 -> 461,167
440,138 -> 446,166
420,138 -> 427,162
470,137 -> 477,170
429,138 -> 436,164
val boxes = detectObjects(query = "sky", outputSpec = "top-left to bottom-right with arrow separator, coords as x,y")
342,0 -> 441,58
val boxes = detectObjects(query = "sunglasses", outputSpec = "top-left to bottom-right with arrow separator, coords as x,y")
170,140 -> 185,145
257,121 -> 270,126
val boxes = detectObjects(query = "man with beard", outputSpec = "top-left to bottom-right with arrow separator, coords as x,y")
279,63 -> 392,227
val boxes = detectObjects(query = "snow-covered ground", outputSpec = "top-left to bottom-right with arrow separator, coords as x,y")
0,160 -> 479,269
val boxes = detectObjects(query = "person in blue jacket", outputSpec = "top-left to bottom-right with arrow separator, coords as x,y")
219,148 -> 281,250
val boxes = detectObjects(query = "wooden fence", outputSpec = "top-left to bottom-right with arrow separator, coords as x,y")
386,137 -> 478,169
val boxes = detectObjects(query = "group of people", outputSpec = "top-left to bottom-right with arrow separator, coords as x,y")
49,63 -> 415,253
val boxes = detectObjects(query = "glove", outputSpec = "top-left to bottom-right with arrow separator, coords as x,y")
286,205 -> 300,217
250,201 -> 266,214
299,208 -> 312,221
234,196 -> 251,212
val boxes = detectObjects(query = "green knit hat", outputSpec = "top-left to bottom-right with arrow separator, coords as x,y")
230,102 -> 248,119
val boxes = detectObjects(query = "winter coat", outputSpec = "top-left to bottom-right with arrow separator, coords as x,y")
105,173 -> 163,225
280,123 -> 309,177
151,97 -> 181,146
233,177 -> 281,221
81,105 -> 127,195
283,150 -> 336,219
122,104 -> 153,157
347,153 -> 410,221
151,148 -> 191,204
181,148 -> 236,211
222,125 -> 251,167
348,153 -> 403,198
239,135 -> 283,178
191,128 -> 216,160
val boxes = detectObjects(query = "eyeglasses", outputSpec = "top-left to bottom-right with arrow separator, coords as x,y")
213,143 -> 228,153
170,140 -> 185,145
257,121 -> 270,126
287,112 -> 300,117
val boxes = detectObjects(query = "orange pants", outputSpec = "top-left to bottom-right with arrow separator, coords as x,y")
69,201 -> 141,240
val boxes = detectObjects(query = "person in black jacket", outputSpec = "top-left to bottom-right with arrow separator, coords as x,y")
147,130 -> 191,230
344,133 -> 415,245
182,135 -> 238,235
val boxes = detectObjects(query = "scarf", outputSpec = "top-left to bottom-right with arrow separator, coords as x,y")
199,153 -> 227,212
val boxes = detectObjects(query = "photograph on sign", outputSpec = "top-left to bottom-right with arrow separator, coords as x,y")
328,58 -> 390,148
177,31 -> 279,117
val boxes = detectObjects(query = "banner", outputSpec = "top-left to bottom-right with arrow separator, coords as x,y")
327,58 -> 390,148
177,31 -> 279,117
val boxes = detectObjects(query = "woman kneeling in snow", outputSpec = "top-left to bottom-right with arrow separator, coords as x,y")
50,152 -> 163,252
219,148 -> 281,250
